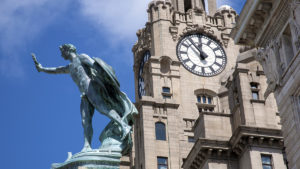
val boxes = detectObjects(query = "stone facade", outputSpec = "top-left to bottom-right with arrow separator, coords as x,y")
131,0 -> 287,169
233,0 -> 300,169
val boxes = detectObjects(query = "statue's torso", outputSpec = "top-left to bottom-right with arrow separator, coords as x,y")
69,57 -> 91,94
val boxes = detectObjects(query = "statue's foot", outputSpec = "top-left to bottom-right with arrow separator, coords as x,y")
81,145 -> 92,152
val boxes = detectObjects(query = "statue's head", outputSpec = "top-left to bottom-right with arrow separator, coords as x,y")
59,44 -> 77,60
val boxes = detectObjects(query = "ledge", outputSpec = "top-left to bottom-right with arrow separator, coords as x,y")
250,99 -> 265,104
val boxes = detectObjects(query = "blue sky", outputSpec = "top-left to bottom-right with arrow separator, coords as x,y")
0,0 -> 245,168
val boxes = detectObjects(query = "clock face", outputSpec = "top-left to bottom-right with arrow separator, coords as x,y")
176,34 -> 227,77
138,50 -> 151,98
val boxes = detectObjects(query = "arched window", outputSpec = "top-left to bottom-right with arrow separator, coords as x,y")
155,122 -> 166,140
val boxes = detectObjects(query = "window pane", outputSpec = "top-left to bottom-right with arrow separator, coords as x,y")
263,165 -> 272,169
158,157 -> 167,164
158,166 -> 168,169
202,96 -> 206,103
197,96 -> 201,103
157,157 -> 168,169
208,97 -> 212,104
156,122 -> 166,140
252,92 -> 259,100
188,136 -> 195,143
162,87 -> 170,93
261,156 -> 271,164
251,83 -> 258,89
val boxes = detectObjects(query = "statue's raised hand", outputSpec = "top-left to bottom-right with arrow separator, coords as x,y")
31,53 -> 42,72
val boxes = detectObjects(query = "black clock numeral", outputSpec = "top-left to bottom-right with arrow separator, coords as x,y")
213,48 -> 219,52
181,43 -> 189,48
191,64 -> 196,70
216,55 -> 223,59
201,67 -> 205,73
182,59 -> 190,63
207,40 -> 212,46
209,66 -> 215,72
214,62 -> 222,67
180,51 -> 187,55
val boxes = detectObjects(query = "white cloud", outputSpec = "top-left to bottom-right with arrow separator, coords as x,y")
79,0 -> 149,41
0,0 -> 70,77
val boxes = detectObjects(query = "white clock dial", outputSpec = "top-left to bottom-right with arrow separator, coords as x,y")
176,34 -> 227,77
138,50 -> 151,98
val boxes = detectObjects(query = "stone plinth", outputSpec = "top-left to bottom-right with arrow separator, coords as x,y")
51,149 -> 122,169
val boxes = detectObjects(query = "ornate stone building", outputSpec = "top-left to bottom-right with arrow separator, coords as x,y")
131,0 -> 287,169
232,0 -> 300,169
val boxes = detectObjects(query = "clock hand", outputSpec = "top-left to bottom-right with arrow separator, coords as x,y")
187,37 -> 205,60
196,42 -> 209,59
200,51 -> 209,59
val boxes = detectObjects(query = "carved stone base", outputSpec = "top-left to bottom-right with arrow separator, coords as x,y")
51,149 -> 122,169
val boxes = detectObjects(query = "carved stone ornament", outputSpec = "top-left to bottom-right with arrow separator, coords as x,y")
290,0 -> 300,50
132,24 -> 152,56
256,39 -> 283,98
179,25 -> 217,42
169,26 -> 178,41
221,33 -> 230,48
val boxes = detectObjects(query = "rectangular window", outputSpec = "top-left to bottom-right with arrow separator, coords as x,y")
208,97 -> 212,104
163,95 -> 171,99
157,157 -> 168,169
202,96 -> 206,103
162,87 -> 170,93
188,136 -> 195,143
197,96 -> 201,103
261,155 -> 273,169
252,91 -> 259,100
251,83 -> 258,89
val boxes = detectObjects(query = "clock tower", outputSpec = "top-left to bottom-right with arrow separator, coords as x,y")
131,0 -> 285,169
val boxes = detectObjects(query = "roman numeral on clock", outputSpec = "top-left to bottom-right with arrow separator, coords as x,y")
182,59 -> 190,63
201,67 -> 205,73
182,43 -> 189,48
180,51 -> 187,55
213,48 -> 219,52
191,64 -> 196,70
214,62 -> 222,67
207,40 -> 211,46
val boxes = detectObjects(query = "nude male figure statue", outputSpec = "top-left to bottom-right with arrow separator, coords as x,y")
32,44 -> 137,152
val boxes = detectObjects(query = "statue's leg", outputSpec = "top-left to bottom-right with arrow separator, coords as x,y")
80,96 -> 95,152
86,85 -> 130,140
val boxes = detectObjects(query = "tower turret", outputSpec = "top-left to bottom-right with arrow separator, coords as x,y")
215,5 -> 237,29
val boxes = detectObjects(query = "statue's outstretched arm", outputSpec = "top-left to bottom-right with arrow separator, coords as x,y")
32,53 -> 70,74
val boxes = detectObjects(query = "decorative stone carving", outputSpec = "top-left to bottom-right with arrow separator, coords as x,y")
179,24 -> 217,42
290,0 -> 300,50
256,39 -> 283,98
221,33 -> 230,48
169,26 -> 178,41
132,24 -> 152,56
